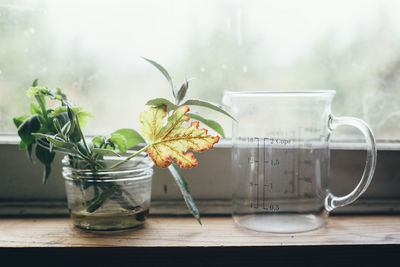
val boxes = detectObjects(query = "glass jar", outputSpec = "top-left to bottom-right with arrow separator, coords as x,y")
62,153 -> 153,231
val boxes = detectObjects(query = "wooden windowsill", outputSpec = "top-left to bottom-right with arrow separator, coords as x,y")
1,215 -> 399,247
1,215 -> 399,265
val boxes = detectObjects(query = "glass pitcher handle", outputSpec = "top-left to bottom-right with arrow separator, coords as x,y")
325,115 -> 377,211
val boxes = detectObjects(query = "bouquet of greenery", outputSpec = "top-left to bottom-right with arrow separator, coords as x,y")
13,58 -> 233,223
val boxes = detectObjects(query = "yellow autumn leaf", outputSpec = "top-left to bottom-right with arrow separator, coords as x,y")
139,104 -> 219,168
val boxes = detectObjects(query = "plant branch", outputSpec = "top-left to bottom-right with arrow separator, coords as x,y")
109,144 -> 150,169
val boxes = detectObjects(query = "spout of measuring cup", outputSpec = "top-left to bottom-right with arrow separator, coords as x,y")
222,91 -> 235,107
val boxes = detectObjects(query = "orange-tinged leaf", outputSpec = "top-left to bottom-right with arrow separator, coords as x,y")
139,104 -> 166,143
140,105 -> 219,168
155,105 -> 191,141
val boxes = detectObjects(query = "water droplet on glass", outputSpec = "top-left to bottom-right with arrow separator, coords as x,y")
226,17 -> 231,29
221,64 -> 227,70
242,66 -> 248,73
87,73 -> 99,81
30,27 -> 35,34
236,7 -> 243,47
200,66 -> 206,72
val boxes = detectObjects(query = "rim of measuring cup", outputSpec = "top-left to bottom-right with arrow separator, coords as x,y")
224,90 -> 336,97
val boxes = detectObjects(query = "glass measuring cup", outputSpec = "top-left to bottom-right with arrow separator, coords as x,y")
224,91 -> 377,234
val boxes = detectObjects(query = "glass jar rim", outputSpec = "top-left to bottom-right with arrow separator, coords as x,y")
62,151 -> 154,181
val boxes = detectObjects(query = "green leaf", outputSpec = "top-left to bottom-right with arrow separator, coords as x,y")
67,106 -> 75,122
44,165 -> 52,183
32,79 -> 39,87
33,133 -> 75,149
168,163 -> 201,224
55,87 -> 68,103
52,112 -> 76,140
109,133 -> 127,153
76,142 -> 91,157
30,103 -> 41,115
53,111 -> 68,124
68,123 -> 80,142
37,114 -> 46,126
35,145 -> 55,184
112,128 -> 145,149
67,107 -> 81,143
61,121 -> 71,135
19,140 -> 27,149
27,143 -> 34,163
51,107 -> 94,128
49,140 -> 54,153
176,78 -> 193,104
36,139 -> 79,157
142,57 -> 178,98
50,138 -> 72,148
91,136 -> 105,148
181,99 -> 235,121
34,94 -> 47,116
92,148 -> 121,157
26,86 -> 50,98
187,112 -> 225,138
13,115 -> 29,128
17,115 -> 41,145
77,111 -> 95,128
52,118 -> 62,134
49,106 -> 67,117
146,98 -> 178,112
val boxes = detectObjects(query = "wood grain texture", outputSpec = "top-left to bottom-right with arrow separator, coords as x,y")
0,215 -> 399,247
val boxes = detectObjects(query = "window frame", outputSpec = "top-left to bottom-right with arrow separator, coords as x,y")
0,135 -> 399,216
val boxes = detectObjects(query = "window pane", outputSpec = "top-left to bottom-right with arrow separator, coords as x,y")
1,0 -> 399,140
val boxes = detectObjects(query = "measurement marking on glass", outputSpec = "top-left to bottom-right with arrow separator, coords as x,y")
249,137 -> 259,208
262,137 -> 290,210
262,138 -> 268,209
246,135 -> 318,210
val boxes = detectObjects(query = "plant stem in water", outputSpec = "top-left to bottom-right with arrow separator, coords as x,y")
85,184 -> 118,213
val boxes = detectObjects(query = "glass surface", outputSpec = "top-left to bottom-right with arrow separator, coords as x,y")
227,91 -> 376,234
63,154 -> 153,231
0,0 -> 400,140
